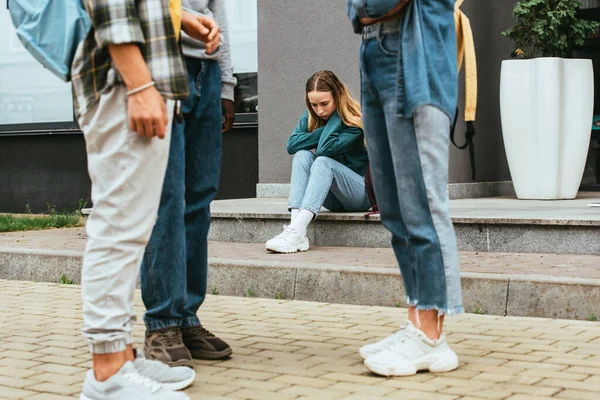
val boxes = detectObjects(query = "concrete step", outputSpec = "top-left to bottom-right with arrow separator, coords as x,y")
1,228 -> 598,320
209,194 -> 600,255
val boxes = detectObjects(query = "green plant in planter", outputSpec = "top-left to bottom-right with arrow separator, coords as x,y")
502,0 -> 600,59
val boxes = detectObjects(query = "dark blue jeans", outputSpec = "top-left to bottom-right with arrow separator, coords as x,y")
141,58 -> 222,332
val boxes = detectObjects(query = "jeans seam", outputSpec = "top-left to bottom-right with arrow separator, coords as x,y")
411,111 -> 449,308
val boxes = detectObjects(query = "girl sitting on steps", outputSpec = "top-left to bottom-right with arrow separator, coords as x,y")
266,70 -> 372,253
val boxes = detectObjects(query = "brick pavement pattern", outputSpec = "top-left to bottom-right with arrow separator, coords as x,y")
0,280 -> 599,399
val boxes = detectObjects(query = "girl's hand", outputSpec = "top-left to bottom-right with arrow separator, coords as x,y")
360,0 -> 410,25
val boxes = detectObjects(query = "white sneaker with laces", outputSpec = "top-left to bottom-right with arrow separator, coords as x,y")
359,322 -> 410,360
265,226 -> 309,253
133,349 -> 195,391
363,321 -> 459,377
80,361 -> 190,400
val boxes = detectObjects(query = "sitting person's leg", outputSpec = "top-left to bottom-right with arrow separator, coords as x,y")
288,150 -> 316,223
294,156 -> 371,232
267,156 -> 370,253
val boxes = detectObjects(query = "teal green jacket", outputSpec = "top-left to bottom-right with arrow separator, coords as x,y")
286,110 -> 369,176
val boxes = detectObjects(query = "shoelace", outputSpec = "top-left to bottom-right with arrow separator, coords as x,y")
123,371 -> 162,393
157,329 -> 184,347
139,356 -> 170,372
188,325 -> 215,338
277,227 -> 299,240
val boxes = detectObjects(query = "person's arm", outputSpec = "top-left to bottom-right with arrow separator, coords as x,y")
347,0 -> 409,32
108,45 -> 169,139
360,0 -> 410,25
86,0 -> 166,138
181,11 -> 220,54
210,0 -> 238,132
287,111 -> 325,154
316,113 -> 364,157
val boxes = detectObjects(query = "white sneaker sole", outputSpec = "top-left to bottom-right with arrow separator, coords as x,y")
162,368 -> 196,391
359,349 -> 375,360
266,239 -> 309,253
364,352 -> 459,377
80,370 -> 195,399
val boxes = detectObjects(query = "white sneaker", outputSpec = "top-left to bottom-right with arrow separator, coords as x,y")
80,361 -> 190,400
265,226 -> 309,253
363,321 -> 459,377
359,322 -> 411,360
133,349 -> 195,391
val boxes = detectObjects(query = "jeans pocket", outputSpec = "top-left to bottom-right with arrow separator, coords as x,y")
377,31 -> 400,56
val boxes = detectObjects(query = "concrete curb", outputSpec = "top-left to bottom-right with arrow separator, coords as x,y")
209,216 -> 600,255
257,181 -> 516,200
1,247 -> 598,321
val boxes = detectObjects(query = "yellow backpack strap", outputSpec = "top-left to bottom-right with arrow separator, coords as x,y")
461,12 -> 477,122
455,0 -> 477,122
453,0 -> 478,180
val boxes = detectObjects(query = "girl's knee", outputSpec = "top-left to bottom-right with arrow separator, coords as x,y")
293,150 -> 316,166
311,156 -> 333,170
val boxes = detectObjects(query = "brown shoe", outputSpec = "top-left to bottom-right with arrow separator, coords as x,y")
182,325 -> 233,360
143,327 -> 193,368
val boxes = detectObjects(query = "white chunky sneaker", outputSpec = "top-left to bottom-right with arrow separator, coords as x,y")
80,361 -> 190,400
359,322 -> 411,360
265,226 -> 309,253
133,349 -> 195,391
363,321 -> 459,377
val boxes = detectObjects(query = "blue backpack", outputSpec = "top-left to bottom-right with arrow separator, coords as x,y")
9,0 -> 92,82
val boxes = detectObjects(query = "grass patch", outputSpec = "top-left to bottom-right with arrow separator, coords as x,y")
0,213 -> 84,233
60,274 -> 75,285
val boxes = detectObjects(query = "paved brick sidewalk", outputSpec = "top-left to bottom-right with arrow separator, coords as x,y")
1,228 -> 600,279
0,280 -> 599,399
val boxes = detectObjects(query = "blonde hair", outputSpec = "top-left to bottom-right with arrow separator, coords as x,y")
305,71 -> 363,132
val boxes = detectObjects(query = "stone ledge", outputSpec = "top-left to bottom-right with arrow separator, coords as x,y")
2,247 -> 598,320
257,181 -> 516,200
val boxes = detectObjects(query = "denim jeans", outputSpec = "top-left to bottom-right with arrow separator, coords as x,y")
288,150 -> 371,215
360,22 -> 463,316
140,58 -> 222,332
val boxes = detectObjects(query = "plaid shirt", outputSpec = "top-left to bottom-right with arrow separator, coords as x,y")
71,0 -> 189,118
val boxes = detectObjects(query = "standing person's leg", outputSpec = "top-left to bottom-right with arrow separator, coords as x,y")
80,84 -> 190,398
139,57 -> 198,368
178,59 -> 232,360
358,24 -> 462,376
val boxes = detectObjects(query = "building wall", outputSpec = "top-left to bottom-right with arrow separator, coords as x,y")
258,0 -> 518,184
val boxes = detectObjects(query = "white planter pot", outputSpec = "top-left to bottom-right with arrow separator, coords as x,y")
500,58 -> 594,200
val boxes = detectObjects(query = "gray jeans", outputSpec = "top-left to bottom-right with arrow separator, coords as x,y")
78,84 -> 175,353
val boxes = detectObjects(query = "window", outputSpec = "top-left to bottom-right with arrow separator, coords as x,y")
0,1 -> 258,133
0,6 -> 77,133
224,0 -> 258,115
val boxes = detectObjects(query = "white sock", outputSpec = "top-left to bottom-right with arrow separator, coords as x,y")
289,209 -> 314,234
291,209 -> 299,223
